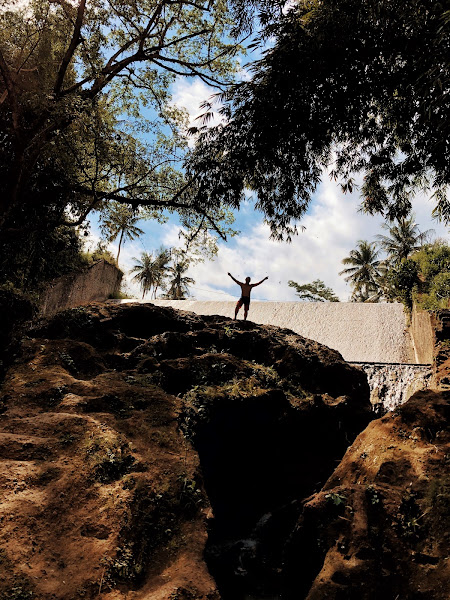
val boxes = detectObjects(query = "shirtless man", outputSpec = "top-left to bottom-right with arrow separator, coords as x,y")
228,272 -> 268,320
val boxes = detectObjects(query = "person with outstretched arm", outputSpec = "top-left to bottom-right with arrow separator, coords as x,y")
228,272 -> 268,321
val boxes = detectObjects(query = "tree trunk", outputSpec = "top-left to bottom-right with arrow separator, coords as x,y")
116,229 -> 124,263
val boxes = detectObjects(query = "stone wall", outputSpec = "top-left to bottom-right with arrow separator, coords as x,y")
39,260 -> 122,317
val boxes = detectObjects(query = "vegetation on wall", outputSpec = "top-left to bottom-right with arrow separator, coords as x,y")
411,242 -> 450,310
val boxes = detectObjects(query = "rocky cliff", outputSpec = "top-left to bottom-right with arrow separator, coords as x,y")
0,303 -> 447,600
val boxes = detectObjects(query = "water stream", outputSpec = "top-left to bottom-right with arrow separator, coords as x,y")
350,362 -> 432,413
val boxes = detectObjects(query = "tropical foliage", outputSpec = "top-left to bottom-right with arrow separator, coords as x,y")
288,279 -> 339,302
130,248 -> 197,299
410,241 -> 450,310
100,203 -> 145,263
130,248 -> 171,299
339,241 -> 383,302
384,259 -> 420,308
376,218 -> 433,265
188,0 -> 450,239
340,221 -> 450,310
163,257 -> 195,300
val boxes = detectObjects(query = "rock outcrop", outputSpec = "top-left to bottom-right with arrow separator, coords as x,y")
0,302 -> 371,600
283,389 -> 450,600
2,302 -> 448,600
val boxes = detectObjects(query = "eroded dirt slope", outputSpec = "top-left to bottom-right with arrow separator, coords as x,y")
0,302 -> 371,600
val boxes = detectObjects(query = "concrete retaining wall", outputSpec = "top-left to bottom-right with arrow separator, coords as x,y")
40,260 -> 122,317
118,300 -> 415,364
409,307 -> 434,364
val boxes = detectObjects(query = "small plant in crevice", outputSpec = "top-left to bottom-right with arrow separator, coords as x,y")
168,587 -> 198,600
366,485 -> 383,506
177,474 -> 205,513
59,432 -> 77,446
85,435 -> 136,483
424,476 -> 450,536
223,326 -> 233,338
58,351 -> 77,372
325,492 -> 347,508
0,580 -> 34,600
395,489 -> 424,541
105,481 -> 201,589
102,544 -> 142,583
38,384 -> 68,407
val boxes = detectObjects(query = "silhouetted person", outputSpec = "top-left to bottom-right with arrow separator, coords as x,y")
228,272 -> 268,320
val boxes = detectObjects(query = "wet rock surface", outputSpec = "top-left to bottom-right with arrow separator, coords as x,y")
353,363 -> 432,412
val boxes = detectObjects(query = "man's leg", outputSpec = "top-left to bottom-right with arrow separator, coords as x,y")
244,306 -> 248,321
235,299 -> 242,319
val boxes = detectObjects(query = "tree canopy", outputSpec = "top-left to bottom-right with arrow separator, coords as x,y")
376,217 -> 433,265
188,0 -> 450,239
99,202 -> 145,263
0,0 -> 251,245
130,247 -> 171,299
163,254 -> 195,299
386,240 -> 450,309
288,279 -> 339,302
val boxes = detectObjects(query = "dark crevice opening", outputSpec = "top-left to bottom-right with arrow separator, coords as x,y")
187,391 -> 360,600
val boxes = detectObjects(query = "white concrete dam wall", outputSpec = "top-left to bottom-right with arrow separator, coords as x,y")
116,300 -> 414,364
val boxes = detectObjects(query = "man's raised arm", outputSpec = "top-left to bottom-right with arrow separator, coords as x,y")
228,272 -> 241,285
251,276 -> 269,288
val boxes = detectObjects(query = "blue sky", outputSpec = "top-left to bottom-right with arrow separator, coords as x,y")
86,75 -> 449,303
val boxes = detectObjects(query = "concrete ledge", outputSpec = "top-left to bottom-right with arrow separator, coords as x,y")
114,300 -> 415,364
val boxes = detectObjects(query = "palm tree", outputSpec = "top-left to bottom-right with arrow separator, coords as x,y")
100,202 -> 144,263
339,240 -> 383,302
163,259 -> 195,299
376,217 -> 433,265
130,247 -> 171,299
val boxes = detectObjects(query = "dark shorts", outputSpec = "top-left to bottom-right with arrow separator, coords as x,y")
236,296 -> 250,309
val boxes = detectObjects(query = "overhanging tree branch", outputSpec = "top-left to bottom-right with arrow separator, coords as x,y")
60,176 -> 199,226
0,48 -> 20,133
54,0 -> 87,96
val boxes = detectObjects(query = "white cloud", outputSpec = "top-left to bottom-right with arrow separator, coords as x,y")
171,78 -> 224,131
